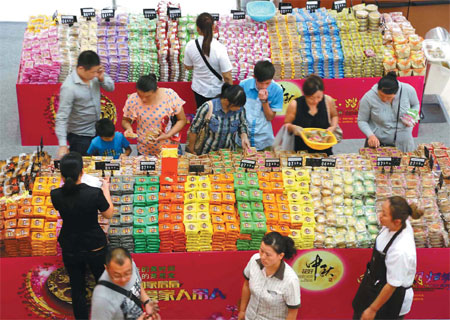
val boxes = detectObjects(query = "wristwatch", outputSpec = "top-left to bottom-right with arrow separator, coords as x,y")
260,99 -> 268,103
143,299 -> 151,306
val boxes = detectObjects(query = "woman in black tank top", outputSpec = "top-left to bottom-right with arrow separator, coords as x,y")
284,75 -> 339,156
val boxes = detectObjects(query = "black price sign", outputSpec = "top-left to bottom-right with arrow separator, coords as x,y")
95,161 -> 108,171
265,158 -> 281,168
167,7 -> 181,20
306,0 -> 320,12
211,13 -> 220,21
143,9 -> 157,19
105,163 -> 120,171
101,8 -> 115,20
231,10 -> 245,20
189,164 -> 205,173
305,158 -> 322,167
321,158 -> 336,168
287,157 -> 303,167
279,3 -> 293,14
391,157 -> 401,166
140,161 -> 156,171
332,0 -> 346,12
81,8 -> 96,18
409,157 -> 426,167
53,160 -> 60,170
61,15 -> 77,25
240,159 -> 256,169
377,157 -> 392,167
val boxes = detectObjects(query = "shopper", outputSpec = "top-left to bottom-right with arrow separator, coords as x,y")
186,83 -> 250,155
87,118 -> 131,159
184,12 -> 233,108
50,152 -> 113,320
358,72 -> 420,152
352,196 -> 423,320
284,74 -> 339,156
55,50 -> 115,158
91,247 -> 160,320
122,74 -> 187,156
237,60 -> 284,151
238,232 -> 300,320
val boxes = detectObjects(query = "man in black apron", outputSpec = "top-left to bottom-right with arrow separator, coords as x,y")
352,229 -> 411,319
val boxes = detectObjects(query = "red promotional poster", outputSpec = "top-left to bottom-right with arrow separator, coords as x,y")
16,76 -> 424,146
1,248 -> 448,319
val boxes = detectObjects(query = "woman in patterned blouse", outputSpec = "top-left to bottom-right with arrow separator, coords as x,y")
187,83 -> 250,155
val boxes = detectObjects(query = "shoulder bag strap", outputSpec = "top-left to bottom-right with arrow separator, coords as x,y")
381,228 -> 403,255
393,87 -> 402,145
195,39 -> 223,81
97,280 -> 142,309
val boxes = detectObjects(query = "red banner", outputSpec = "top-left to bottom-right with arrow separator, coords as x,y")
16,77 -> 424,146
1,248 -> 448,319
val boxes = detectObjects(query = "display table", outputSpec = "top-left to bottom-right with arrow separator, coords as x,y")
1,248 -> 448,319
16,76 -> 424,146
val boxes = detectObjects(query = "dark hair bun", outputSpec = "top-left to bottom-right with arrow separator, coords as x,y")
386,71 -> 397,79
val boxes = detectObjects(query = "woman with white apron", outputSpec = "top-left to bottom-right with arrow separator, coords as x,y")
352,196 -> 423,320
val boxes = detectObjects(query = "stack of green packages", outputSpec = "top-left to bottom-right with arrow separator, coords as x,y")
127,14 -> 159,82
235,173 -> 267,250
178,15 -> 197,82
146,225 -> 161,253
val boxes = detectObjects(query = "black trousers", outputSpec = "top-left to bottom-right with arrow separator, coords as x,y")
193,91 -> 213,108
67,133 -> 95,156
62,247 -> 107,320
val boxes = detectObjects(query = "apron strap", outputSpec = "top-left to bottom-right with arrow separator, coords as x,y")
382,228 -> 403,255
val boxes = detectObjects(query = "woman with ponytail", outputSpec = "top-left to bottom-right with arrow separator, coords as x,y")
358,71 -> 420,152
352,196 -> 424,320
238,232 -> 301,320
184,12 -> 233,107
122,73 -> 187,156
50,152 -> 113,319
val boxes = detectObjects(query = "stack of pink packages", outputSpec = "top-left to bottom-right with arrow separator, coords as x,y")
19,16 -> 61,84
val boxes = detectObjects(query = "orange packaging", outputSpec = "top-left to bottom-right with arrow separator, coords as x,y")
171,213 -> 183,223
221,174 -> 234,184
265,212 -> 279,224
31,231 -> 45,241
5,228 -> 17,239
209,174 -> 222,184
46,207 -> 59,220
44,221 -> 57,231
225,222 -> 239,233
264,203 -> 278,212
4,209 -> 17,219
30,219 -> 45,230
18,206 -> 33,218
33,206 -> 47,218
276,194 -> 288,203
6,203 -> 18,211
173,184 -> 185,192
171,193 -> 184,204
46,231 -> 57,241
17,218 -> 30,228
171,204 -> 184,213
271,182 -> 284,194
278,202 -> 290,214
32,183 -> 48,195
270,172 -> 283,182
35,177 -> 48,184
279,225 -> 291,236
45,196 -> 53,207
222,193 -> 236,204
5,219 -> 17,229
159,212 -> 171,223
258,172 -> 271,181
210,192 -> 222,204
211,214 -> 224,224
48,176 -> 61,185
210,205 -> 222,215
213,223 -> 226,234
159,192 -> 171,203
223,213 -> 237,223
262,193 -> 276,204
159,203 -> 171,212
18,197 -> 33,206
221,204 -> 235,215
259,181 -> 271,193
279,213 -> 291,225
31,196 -> 45,206
223,184 -> 234,193
267,224 -> 282,234
160,185 -> 173,192
16,228 -> 30,238
211,184 -> 223,192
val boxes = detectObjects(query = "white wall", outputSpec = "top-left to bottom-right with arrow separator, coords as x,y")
0,0 -> 238,22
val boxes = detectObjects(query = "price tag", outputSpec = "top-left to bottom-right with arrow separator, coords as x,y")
240,159 -> 256,169
95,161 -> 107,171
377,157 -> 392,167
81,8 -> 96,18
265,158 -> 281,168
332,0 -> 346,12
189,164 -> 205,173
409,157 -> 426,167
391,157 -> 401,166
305,158 -> 322,167
279,3 -> 293,14
101,9 -> 115,20
287,157 -> 303,167
167,7 -> 181,20
105,163 -> 120,171
53,160 -> 60,170
306,0 -> 320,12
211,13 -> 220,21
140,161 -> 156,171
321,158 -> 336,168
231,10 -> 245,20
61,15 -> 77,25
143,9 -> 157,20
